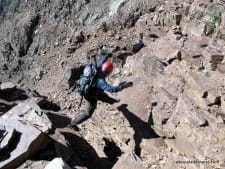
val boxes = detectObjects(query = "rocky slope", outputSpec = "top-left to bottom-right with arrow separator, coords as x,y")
1,0 -> 225,169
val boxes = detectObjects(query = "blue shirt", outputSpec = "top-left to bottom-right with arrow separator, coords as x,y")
94,54 -> 122,93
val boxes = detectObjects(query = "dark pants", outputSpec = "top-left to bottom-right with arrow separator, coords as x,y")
70,95 -> 97,126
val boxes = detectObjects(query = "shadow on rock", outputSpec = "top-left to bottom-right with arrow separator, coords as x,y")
0,88 -> 28,101
96,91 -> 120,104
0,132 -> 22,162
37,99 -> 61,112
46,112 -> 71,129
62,132 -> 115,169
117,104 -> 159,156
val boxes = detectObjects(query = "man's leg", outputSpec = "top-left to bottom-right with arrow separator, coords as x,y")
70,96 -> 97,126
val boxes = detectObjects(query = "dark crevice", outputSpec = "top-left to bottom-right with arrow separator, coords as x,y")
202,91 -> 208,98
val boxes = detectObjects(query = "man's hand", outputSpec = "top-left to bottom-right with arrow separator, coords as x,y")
100,50 -> 113,57
121,81 -> 133,89
107,52 -> 113,57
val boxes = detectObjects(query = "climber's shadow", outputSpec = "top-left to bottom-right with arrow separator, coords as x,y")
62,132 -> 118,169
117,104 -> 159,156
96,91 -> 119,104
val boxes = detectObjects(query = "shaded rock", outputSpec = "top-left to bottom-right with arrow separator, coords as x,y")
0,126 -> 16,151
112,152 -> 147,169
0,99 -> 16,115
202,49 -> 224,71
44,158 -> 71,169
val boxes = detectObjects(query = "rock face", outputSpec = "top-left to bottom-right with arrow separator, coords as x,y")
0,0 -> 225,169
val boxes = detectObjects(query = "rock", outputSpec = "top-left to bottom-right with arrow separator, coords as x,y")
17,160 -> 49,169
1,100 -> 52,133
66,46 -> 77,54
186,72 -> 221,105
0,118 -> 49,169
222,12 -> 225,27
44,158 -> 71,169
183,21 -> 205,37
202,49 -> 224,71
182,49 -> 203,68
0,82 -> 16,90
73,31 -> 85,44
112,152 -> 147,169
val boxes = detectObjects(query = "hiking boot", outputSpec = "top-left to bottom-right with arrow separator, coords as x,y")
67,124 -> 80,131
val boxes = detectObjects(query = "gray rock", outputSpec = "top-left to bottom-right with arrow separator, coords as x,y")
0,82 -> 16,90
1,100 -> 52,133
0,118 -> 49,169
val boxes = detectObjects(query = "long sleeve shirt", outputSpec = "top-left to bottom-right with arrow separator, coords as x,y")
94,54 -> 123,93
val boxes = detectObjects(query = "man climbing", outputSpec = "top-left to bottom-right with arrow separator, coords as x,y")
69,53 -> 133,130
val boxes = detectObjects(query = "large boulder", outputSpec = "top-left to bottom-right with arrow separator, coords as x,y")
1,100 -> 52,133
0,118 -> 49,169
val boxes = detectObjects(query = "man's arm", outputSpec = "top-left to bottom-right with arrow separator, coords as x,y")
96,79 -> 122,93
96,53 -> 112,69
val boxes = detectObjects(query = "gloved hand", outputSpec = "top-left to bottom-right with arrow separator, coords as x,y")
100,50 -> 113,57
107,52 -> 113,57
121,81 -> 133,89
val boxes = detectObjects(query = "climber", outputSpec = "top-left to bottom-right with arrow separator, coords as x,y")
69,53 -> 133,130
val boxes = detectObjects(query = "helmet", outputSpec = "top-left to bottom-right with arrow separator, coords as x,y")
102,61 -> 113,74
